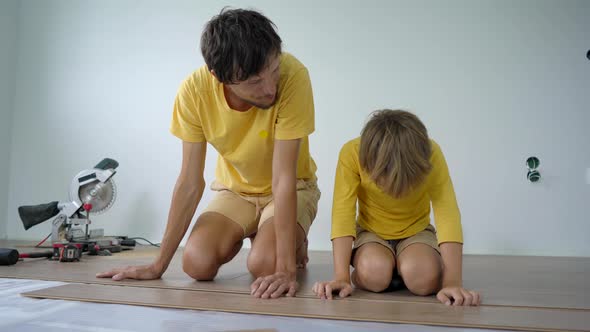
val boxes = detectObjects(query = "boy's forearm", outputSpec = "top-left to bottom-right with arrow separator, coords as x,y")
439,242 -> 463,287
332,236 -> 354,282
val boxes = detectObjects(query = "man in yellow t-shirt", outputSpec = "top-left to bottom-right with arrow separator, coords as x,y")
313,110 -> 480,306
97,8 -> 320,299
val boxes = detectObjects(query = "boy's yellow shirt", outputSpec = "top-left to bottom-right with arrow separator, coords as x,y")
170,53 -> 317,195
331,137 -> 463,244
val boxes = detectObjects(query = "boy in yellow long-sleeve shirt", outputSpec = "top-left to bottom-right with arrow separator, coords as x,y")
313,109 -> 480,306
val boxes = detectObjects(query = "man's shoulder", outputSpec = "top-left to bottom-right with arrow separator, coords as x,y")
179,65 -> 216,95
280,52 -> 307,76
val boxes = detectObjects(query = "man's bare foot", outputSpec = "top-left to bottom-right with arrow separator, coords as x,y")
296,238 -> 309,269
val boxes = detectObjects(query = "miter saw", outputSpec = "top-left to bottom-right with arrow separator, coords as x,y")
17,158 -> 130,261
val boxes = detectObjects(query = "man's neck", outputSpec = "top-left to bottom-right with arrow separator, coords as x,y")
223,85 -> 251,112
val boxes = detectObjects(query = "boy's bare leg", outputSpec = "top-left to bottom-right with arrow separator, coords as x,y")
182,212 -> 245,280
246,219 -> 307,278
396,243 -> 443,296
351,243 -> 395,292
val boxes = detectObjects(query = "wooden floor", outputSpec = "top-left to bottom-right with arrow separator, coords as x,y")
2,240 -> 589,331
22,283 -> 590,332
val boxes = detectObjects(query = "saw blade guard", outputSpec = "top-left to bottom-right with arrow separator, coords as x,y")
68,159 -> 118,216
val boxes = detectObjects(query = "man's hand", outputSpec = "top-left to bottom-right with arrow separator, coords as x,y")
437,286 -> 481,306
250,272 -> 298,299
96,264 -> 162,281
312,280 -> 353,300
96,142 -> 207,282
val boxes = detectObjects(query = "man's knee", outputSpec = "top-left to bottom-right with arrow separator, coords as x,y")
182,245 -> 220,281
247,246 -> 275,278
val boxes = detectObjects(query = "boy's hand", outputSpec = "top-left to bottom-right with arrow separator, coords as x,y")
251,272 -> 298,299
437,286 -> 481,306
312,280 -> 353,300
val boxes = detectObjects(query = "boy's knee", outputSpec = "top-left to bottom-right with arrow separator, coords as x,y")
399,260 -> 441,296
354,257 -> 393,292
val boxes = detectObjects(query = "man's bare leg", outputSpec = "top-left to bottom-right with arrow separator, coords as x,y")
182,212 -> 245,280
296,236 -> 308,269
246,219 -> 307,278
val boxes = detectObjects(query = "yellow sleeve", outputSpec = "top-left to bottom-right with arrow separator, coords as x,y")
274,68 -> 315,140
169,77 -> 206,143
331,141 -> 360,240
428,141 -> 463,244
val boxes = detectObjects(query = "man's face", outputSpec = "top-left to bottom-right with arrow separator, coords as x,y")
225,55 -> 281,110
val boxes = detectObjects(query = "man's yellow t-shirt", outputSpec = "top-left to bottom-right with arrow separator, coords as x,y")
331,137 -> 463,244
170,53 -> 317,195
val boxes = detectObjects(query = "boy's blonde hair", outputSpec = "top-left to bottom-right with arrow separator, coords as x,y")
359,109 -> 432,198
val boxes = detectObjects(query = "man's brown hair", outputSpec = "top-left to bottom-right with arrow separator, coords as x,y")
201,8 -> 282,84
359,109 -> 432,198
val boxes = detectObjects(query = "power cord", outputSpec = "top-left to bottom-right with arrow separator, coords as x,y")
35,233 -> 52,248
127,237 -> 160,247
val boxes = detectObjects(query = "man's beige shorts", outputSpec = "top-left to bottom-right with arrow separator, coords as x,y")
201,179 -> 321,237
354,224 -> 440,257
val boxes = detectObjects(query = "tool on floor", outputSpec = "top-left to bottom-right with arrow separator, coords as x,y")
0,248 -> 53,266
17,158 -> 130,260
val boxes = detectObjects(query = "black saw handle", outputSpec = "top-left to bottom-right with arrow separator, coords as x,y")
95,158 -> 119,170
18,201 -> 61,230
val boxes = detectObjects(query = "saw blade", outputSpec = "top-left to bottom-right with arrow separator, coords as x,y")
78,179 -> 117,214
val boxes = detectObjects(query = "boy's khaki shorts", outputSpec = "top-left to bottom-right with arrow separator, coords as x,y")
353,224 -> 440,257
201,179 -> 321,237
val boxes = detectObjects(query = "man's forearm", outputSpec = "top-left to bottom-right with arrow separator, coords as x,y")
273,179 -> 297,275
153,179 -> 205,274
439,242 -> 463,288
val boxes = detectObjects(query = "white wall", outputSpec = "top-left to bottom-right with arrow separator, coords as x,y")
0,0 -> 19,240
6,0 -> 590,256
